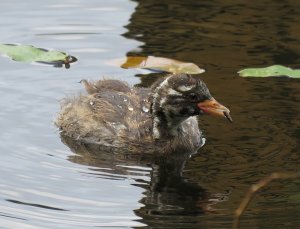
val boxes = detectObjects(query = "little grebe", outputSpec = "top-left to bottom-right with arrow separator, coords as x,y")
56,74 -> 231,154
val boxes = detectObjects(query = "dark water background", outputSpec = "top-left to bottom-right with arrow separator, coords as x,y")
0,0 -> 299,228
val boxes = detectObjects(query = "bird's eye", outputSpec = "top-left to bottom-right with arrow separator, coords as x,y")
189,93 -> 198,100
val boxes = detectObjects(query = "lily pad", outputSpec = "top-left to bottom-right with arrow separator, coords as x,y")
238,65 -> 300,78
108,56 -> 205,74
0,44 -> 77,69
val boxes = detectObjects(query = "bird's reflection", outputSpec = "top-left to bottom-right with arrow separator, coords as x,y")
61,134 -> 224,228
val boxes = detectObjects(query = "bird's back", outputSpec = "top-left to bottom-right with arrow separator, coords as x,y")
56,80 -> 153,146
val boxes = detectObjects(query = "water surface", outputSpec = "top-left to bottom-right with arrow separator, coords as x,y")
0,0 -> 299,228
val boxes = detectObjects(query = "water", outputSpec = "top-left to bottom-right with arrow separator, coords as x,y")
0,0 -> 299,228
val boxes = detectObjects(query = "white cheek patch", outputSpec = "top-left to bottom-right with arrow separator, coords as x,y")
156,77 -> 170,91
152,76 -> 170,111
159,97 -> 167,107
177,85 -> 195,92
153,117 -> 161,139
167,88 -> 182,96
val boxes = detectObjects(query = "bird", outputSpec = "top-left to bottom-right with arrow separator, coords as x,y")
56,74 -> 232,155
79,79 -> 131,94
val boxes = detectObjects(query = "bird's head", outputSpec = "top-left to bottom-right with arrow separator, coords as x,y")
150,74 -> 232,138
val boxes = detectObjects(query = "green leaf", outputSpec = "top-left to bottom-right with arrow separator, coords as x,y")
238,65 -> 300,78
0,44 -> 77,69
108,56 -> 205,74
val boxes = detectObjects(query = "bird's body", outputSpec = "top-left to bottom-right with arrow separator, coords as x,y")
56,74 -> 231,154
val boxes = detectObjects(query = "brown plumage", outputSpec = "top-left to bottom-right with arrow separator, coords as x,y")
56,74 -> 231,155
80,79 -> 131,94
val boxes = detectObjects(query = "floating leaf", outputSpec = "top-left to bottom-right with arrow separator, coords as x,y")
238,65 -> 300,78
0,44 -> 77,69
108,56 -> 205,74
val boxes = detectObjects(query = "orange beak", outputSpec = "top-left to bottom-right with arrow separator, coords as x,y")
198,98 -> 232,122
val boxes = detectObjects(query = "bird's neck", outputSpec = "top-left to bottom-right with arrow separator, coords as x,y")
150,76 -> 187,139
152,110 -> 185,139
